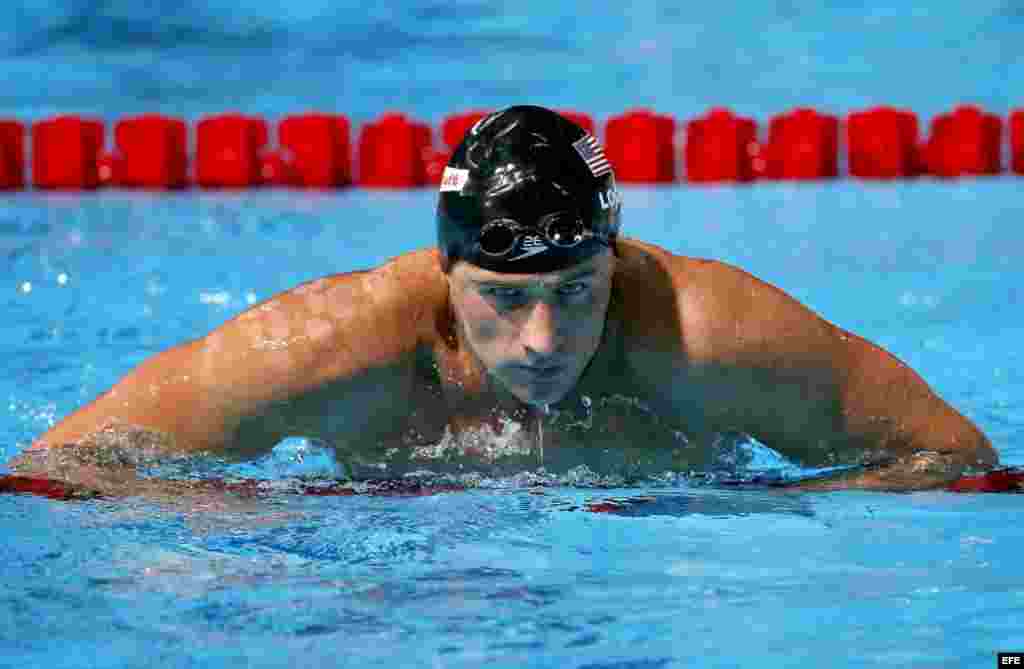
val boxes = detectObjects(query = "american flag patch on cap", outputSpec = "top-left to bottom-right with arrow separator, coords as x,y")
572,134 -> 612,177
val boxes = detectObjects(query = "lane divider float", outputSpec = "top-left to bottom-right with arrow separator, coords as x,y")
1,105 -> 1022,191
1,468 -> 1022,505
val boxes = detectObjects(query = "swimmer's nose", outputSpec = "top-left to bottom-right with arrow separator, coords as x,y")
520,299 -> 565,357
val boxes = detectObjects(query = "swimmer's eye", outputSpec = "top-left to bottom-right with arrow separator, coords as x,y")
479,281 -> 589,305
557,281 -> 589,297
481,286 -> 526,301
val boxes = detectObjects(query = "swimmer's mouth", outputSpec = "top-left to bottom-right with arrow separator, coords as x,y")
516,364 -> 566,380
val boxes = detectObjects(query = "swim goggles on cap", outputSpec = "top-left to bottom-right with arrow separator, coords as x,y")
477,211 -> 601,258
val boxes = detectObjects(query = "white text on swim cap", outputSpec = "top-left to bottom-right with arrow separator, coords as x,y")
599,188 -> 622,210
440,167 -> 470,193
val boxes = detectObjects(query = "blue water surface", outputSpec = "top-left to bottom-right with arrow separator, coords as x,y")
3,1 -> 1024,667
2,181 -> 1024,668
2,1 -> 1024,125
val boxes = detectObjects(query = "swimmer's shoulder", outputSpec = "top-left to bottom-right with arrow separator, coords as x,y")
616,237 -> 757,288
615,237 -> 743,287
614,238 -> 831,361
318,246 -> 445,294
374,247 -> 450,346
283,246 -> 449,346
211,247 -> 449,390
614,237 -> 748,329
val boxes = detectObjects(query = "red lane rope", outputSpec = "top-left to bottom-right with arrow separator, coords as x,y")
2,105 -> 1022,191
944,468 -> 1024,493
0,475 -> 97,500
0,474 -> 466,501
1,468 -> 1021,503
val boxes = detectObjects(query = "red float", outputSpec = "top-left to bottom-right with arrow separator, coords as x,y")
441,110 -> 490,150
846,107 -> 920,179
97,151 -> 122,187
259,151 -> 299,187
357,113 -> 432,188
605,109 -> 676,183
114,114 -> 188,189
763,108 -> 838,180
279,113 -> 352,188
946,468 -> 1024,493
424,147 -> 450,185
0,475 -> 98,501
31,115 -> 104,190
1010,109 -> 1024,175
683,108 -> 758,183
0,120 -> 24,189
923,105 -> 1002,178
195,113 -> 268,188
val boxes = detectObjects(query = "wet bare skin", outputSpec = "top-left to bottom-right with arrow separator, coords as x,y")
18,238 -> 997,491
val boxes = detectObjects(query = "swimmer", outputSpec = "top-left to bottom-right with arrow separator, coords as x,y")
16,105 -> 997,490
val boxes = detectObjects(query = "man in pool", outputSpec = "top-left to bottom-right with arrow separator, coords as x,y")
19,105 -> 997,490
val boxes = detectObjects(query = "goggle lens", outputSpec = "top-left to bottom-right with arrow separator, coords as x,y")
478,213 -> 591,257
543,213 -> 585,248
478,221 -> 520,256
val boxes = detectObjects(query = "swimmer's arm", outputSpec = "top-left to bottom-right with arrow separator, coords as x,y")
789,328 -> 997,491
28,250 -> 446,457
673,257 -> 996,490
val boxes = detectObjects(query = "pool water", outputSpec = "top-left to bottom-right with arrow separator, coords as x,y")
3,181 -> 1024,667
5,0 -> 1024,664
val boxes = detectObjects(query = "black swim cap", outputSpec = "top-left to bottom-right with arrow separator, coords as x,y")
437,105 -> 622,274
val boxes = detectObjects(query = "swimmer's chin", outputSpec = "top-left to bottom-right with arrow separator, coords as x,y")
504,381 -> 572,408
490,367 -> 578,408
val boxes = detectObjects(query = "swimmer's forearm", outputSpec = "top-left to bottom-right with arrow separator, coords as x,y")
833,327 -> 997,471
32,338 -> 235,452
790,463 -> 956,492
8,448 -> 275,510
790,437 -> 996,491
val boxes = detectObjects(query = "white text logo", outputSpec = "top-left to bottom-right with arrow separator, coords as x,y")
439,167 -> 469,193
508,235 -> 548,261
598,188 -> 622,210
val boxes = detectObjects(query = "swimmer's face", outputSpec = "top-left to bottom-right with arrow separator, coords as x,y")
447,249 -> 615,406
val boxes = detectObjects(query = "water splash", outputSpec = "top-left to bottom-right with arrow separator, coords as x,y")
7,404 -> 870,495
537,403 -> 549,465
